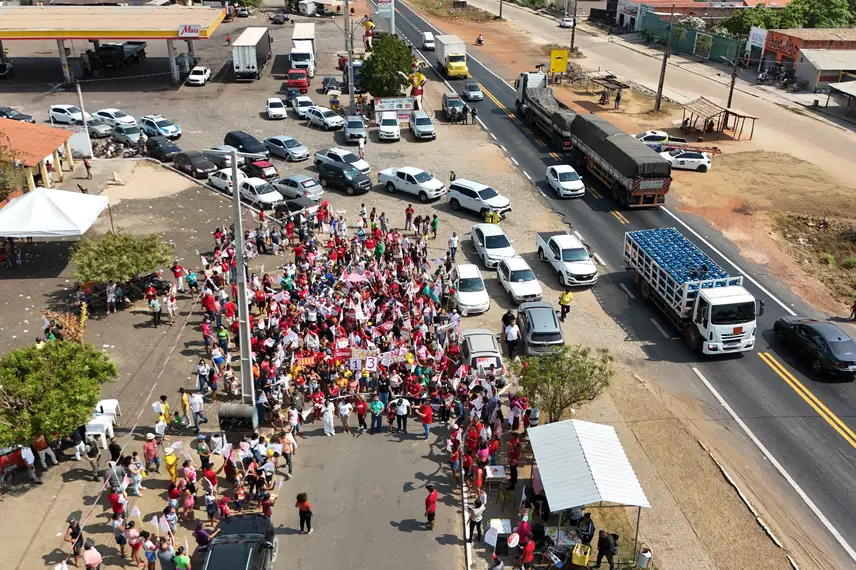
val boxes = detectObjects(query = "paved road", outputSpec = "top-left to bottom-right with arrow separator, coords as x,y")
387,2 -> 856,565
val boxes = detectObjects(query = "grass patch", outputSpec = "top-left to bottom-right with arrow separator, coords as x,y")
405,0 -> 498,22
774,214 -> 856,304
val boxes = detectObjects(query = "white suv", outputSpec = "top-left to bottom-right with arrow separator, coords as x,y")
306,106 -> 344,130
377,112 -> 401,141
140,114 -> 181,139
497,257 -> 543,304
448,179 -> 512,218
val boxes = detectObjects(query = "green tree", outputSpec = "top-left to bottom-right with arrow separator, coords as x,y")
72,231 -> 173,284
359,34 -> 412,97
511,345 -> 613,424
0,130 -> 26,203
779,0 -> 853,28
0,342 -> 117,446
718,4 -> 780,36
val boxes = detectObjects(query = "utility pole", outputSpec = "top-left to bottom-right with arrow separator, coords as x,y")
75,81 -> 93,158
569,0 -> 578,54
654,6 -> 674,113
343,1 -> 355,113
723,42 -> 741,130
500,0 -> 503,19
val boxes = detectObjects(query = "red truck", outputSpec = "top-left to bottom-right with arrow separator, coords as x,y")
287,69 -> 309,93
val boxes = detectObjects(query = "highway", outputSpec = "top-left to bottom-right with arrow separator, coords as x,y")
384,2 -> 856,564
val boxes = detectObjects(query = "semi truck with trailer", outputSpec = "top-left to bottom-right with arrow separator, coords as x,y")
514,71 -> 576,152
291,23 -> 316,78
232,27 -> 272,81
434,35 -> 468,78
93,41 -> 147,70
624,228 -> 764,355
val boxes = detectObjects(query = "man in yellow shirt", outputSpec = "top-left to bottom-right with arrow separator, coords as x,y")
558,290 -> 573,322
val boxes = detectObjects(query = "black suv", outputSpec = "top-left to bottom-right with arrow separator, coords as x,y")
318,162 -> 371,196
224,130 -> 270,158
146,136 -> 181,162
203,514 -> 277,570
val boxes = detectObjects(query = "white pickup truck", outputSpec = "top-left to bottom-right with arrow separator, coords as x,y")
378,166 -> 446,202
535,231 -> 599,287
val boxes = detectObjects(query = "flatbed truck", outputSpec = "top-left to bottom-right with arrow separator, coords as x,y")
624,228 -> 764,354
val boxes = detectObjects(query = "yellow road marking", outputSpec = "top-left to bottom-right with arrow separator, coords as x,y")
478,83 -> 521,124
536,139 -> 546,146
549,152 -> 560,160
758,352 -> 856,449
523,127 -> 533,134
610,211 -> 629,224
589,188 -> 601,199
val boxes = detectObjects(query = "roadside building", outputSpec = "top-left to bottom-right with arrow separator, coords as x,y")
615,0 -> 790,32
761,28 -> 856,72
0,120 -> 73,201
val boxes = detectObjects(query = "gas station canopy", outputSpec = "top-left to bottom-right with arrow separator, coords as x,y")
0,5 -> 225,41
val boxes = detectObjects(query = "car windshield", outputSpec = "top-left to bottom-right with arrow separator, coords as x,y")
532,331 -> 563,343
478,188 -> 499,200
447,99 -> 464,109
291,53 -> 309,61
466,84 -> 479,92
284,139 -> 300,148
298,100 -> 312,107
458,277 -> 484,292
340,153 -> 360,164
828,337 -> 856,358
269,101 -> 284,108
300,180 -> 318,188
347,120 -> 364,129
5,109 -> 23,117
190,68 -> 205,75
112,111 -> 127,118
321,110 -> 336,118
558,171 -> 580,182
413,171 -> 432,183
289,72 -> 305,80
470,355 -> 501,369
710,302 -> 755,325
381,118 -> 398,126
510,269 -> 535,282
189,155 -> 209,164
256,183 -> 276,195
156,120 -> 173,128
415,117 -> 432,126
449,55 -> 466,63
562,248 -> 590,262
64,106 -> 82,114
88,117 -> 105,126
484,234 -> 510,249
343,167 -> 360,179
123,126 -> 140,134
668,149 -> 684,157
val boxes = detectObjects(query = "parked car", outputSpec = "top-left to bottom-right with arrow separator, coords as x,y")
94,108 -> 136,127
224,131 -> 269,158
284,87 -> 302,103
317,163 -> 372,196
545,164 -> 585,198
377,112 -> 401,141
274,197 -> 319,220
82,116 -> 113,138
201,514 -> 277,570
238,178 -> 283,209
659,149 -> 712,172
306,106 -> 344,130
243,160 -> 279,180
459,329 -> 504,373
0,62 -> 13,79
448,179 -> 512,218
344,115 -> 367,143
174,151 -> 217,178
558,17 -> 574,28
272,13 -> 288,24
208,168 -> 248,194
204,145 -> 245,169
518,301 -> 564,355
462,82 -> 483,101
49,104 -> 90,124
321,76 -> 340,94
236,6 -> 249,16
497,256 -> 543,304
408,110 -> 436,140
471,223 -> 515,269
773,317 -> 856,376
270,175 -> 323,200
140,114 -> 181,139
266,97 -> 287,119
186,66 -> 211,86
264,136 -> 309,161
291,96 -> 314,118
378,166 -> 444,202
111,124 -> 142,145
314,147 -> 370,174
145,136 -> 181,162
442,92 -> 465,121
450,263 -> 490,314
0,106 -> 35,123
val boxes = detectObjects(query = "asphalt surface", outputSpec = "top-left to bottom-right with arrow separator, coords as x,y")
386,2 -> 856,564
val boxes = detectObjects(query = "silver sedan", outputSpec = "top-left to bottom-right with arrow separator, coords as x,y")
264,135 -> 310,161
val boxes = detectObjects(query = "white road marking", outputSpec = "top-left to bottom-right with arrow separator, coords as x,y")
592,253 -> 605,266
500,145 -> 507,152
659,207 -> 796,316
573,230 -> 584,242
523,171 -> 531,180
649,318 -> 674,340
511,157 -> 519,166
692,367 -> 856,563
619,283 -> 636,299
476,117 -> 487,128
537,188 -> 546,197
490,133 -> 497,140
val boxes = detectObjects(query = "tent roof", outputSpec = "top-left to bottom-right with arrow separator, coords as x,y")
527,419 -> 650,511
0,187 -> 108,237
0,120 -> 72,168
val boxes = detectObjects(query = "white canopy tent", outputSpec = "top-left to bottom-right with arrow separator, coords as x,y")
528,419 -> 650,562
0,188 -> 109,238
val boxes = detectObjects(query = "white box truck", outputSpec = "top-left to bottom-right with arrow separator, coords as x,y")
291,23 -> 316,78
434,35 -> 468,78
232,27 -> 272,81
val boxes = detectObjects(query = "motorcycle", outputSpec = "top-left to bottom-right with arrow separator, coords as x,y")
475,35 -> 484,46
756,71 -> 771,85
123,147 -> 141,159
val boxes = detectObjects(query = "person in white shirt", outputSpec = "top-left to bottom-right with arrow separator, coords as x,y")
504,319 -> 520,359
323,399 -> 336,436
338,399 -> 354,434
448,232 -> 459,261
189,392 -> 209,433
20,446 -> 42,483
394,398 -> 411,433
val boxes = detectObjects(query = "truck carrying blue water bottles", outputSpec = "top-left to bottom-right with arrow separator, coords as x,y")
624,228 -> 764,355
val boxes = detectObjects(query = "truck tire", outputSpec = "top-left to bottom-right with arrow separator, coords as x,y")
386,182 -> 396,193
538,247 -> 546,261
683,324 -> 701,352
611,181 -> 621,202
640,280 -> 651,301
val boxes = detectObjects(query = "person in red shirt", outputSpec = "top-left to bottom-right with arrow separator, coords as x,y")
108,488 -> 127,515
414,399 -> 433,441
519,535 -> 536,569
355,397 -> 368,433
507,432 -> 522,490
424,484 -> 438,530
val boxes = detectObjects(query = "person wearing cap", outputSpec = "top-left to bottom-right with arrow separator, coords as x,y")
64,518 -> 84,567
143,433 -> 160,473
195,434 -> 212,469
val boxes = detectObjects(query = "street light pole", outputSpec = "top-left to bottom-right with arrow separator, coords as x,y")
654,6 -> 674,113
343,1 -> 356,113
722,44 -> 742,129
569,0 -> 577,54
75,81 -> 93,158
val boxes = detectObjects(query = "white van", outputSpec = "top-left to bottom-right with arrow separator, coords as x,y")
421,32 -> 435,50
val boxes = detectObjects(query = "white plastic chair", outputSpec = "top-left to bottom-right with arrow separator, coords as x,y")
95,399 -> 122,425
85,415 -> 115,448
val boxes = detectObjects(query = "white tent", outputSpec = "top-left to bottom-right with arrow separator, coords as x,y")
527,419 -> 650,511
0,188 -> 109,238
